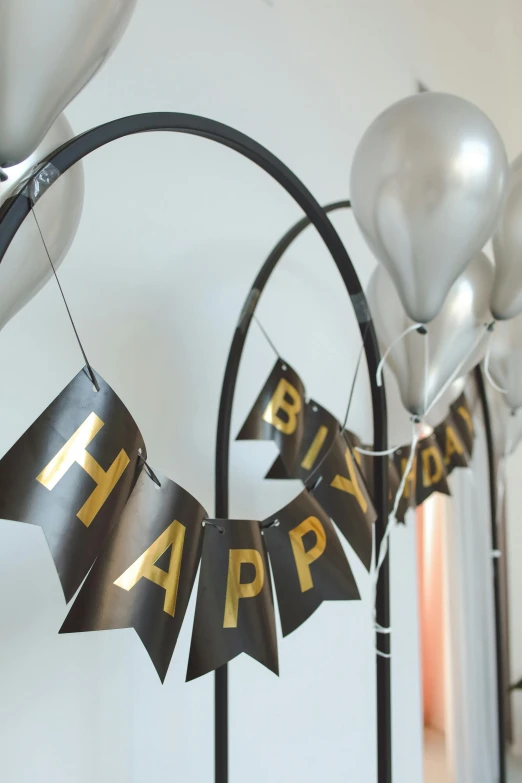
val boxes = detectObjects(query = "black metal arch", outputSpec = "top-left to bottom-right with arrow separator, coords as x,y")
218,199 -> 391,783
0,115 -> 389,783
475,366 -> 507,783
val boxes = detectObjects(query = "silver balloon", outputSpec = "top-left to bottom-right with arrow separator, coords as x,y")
0,0 -> 137,165
424,377 -> 466,429
492,154 -> 522,320
351,92 -> 508,323
508,411 -> 522,455
0,114 -> 84,330
487,313 -> 522,411
488,387 -> 522,456
367,253 -> 494,417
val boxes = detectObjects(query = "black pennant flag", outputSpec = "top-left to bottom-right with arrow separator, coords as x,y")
237,359 -> 305,475
416,433 -> 451,505
265,399 -> 338,481
451,393 -> 474,457
309,430 -> 376,571
434,413 -> 469,476
263,490 -> 360,636
186,520 -> 278,681
60,471 -> 206,682
0,367 -> 144,601
345,430 -> 405,522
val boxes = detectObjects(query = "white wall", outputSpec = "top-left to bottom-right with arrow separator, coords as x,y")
1,0 -> 521,781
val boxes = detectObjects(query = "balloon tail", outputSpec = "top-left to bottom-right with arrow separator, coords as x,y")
376,321 -> 424,386
484,328 -> 508,394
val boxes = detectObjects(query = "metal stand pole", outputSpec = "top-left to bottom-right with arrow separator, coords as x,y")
215,201 -> 390,783
475,365 -> 506,783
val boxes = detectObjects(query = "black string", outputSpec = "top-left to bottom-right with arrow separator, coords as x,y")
342,320 -> 371,431
306,322 -> 371,494
137,453 -> 162,488
254,316 -> 282,359
31,208 -> 99,392
261,518 -> 280,529
205,520 -> 225,534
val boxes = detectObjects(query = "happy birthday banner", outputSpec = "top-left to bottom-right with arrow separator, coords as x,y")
0,361 -> 474,682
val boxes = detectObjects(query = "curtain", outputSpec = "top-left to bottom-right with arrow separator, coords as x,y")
418,502 -> 446,733
443,418 -> 499,782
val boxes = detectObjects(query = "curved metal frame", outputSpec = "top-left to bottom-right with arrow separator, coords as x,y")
216,199 -> 390,783
0,116 -> 389,783
474,365 -> 507,783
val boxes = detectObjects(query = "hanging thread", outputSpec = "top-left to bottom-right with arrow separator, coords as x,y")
31,208 -> 99,392
254,316 -> 282,360
342,321 -> 370,431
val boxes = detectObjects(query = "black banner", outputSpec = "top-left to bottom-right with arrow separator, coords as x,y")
186,519 -> 278,681
263,490 -> 360,636
416,433 -> 451,505
61,470 -> 206,681
265,399 -> 338,481
309,430 -> 376,571
451,393 -> 474,457
0,367 -> 144,601
434,413 -> 469,476
237,359 -> 305,475
0,356 -> 477,683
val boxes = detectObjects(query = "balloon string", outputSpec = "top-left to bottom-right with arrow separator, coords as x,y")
376,321 -> 424,387
31,208 -> 99,392
355,444 -> 399,456
423,322 -> 491,418
371,417 -> 421,649
424,326 -> 430,414
484,326 -> 507,394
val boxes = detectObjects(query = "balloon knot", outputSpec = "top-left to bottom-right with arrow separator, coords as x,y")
416,325 -> 427,335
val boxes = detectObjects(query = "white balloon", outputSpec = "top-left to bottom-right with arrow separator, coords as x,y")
424,377 -> 466,429
488,387 -> 522,456
487,314 -> 522,411
0,0 -> 137,165
351,92 -> 508,323
367,253 -> 494,417
492,154 -> 522,320
0,114 -> 84,330
508,411 -> 522,455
